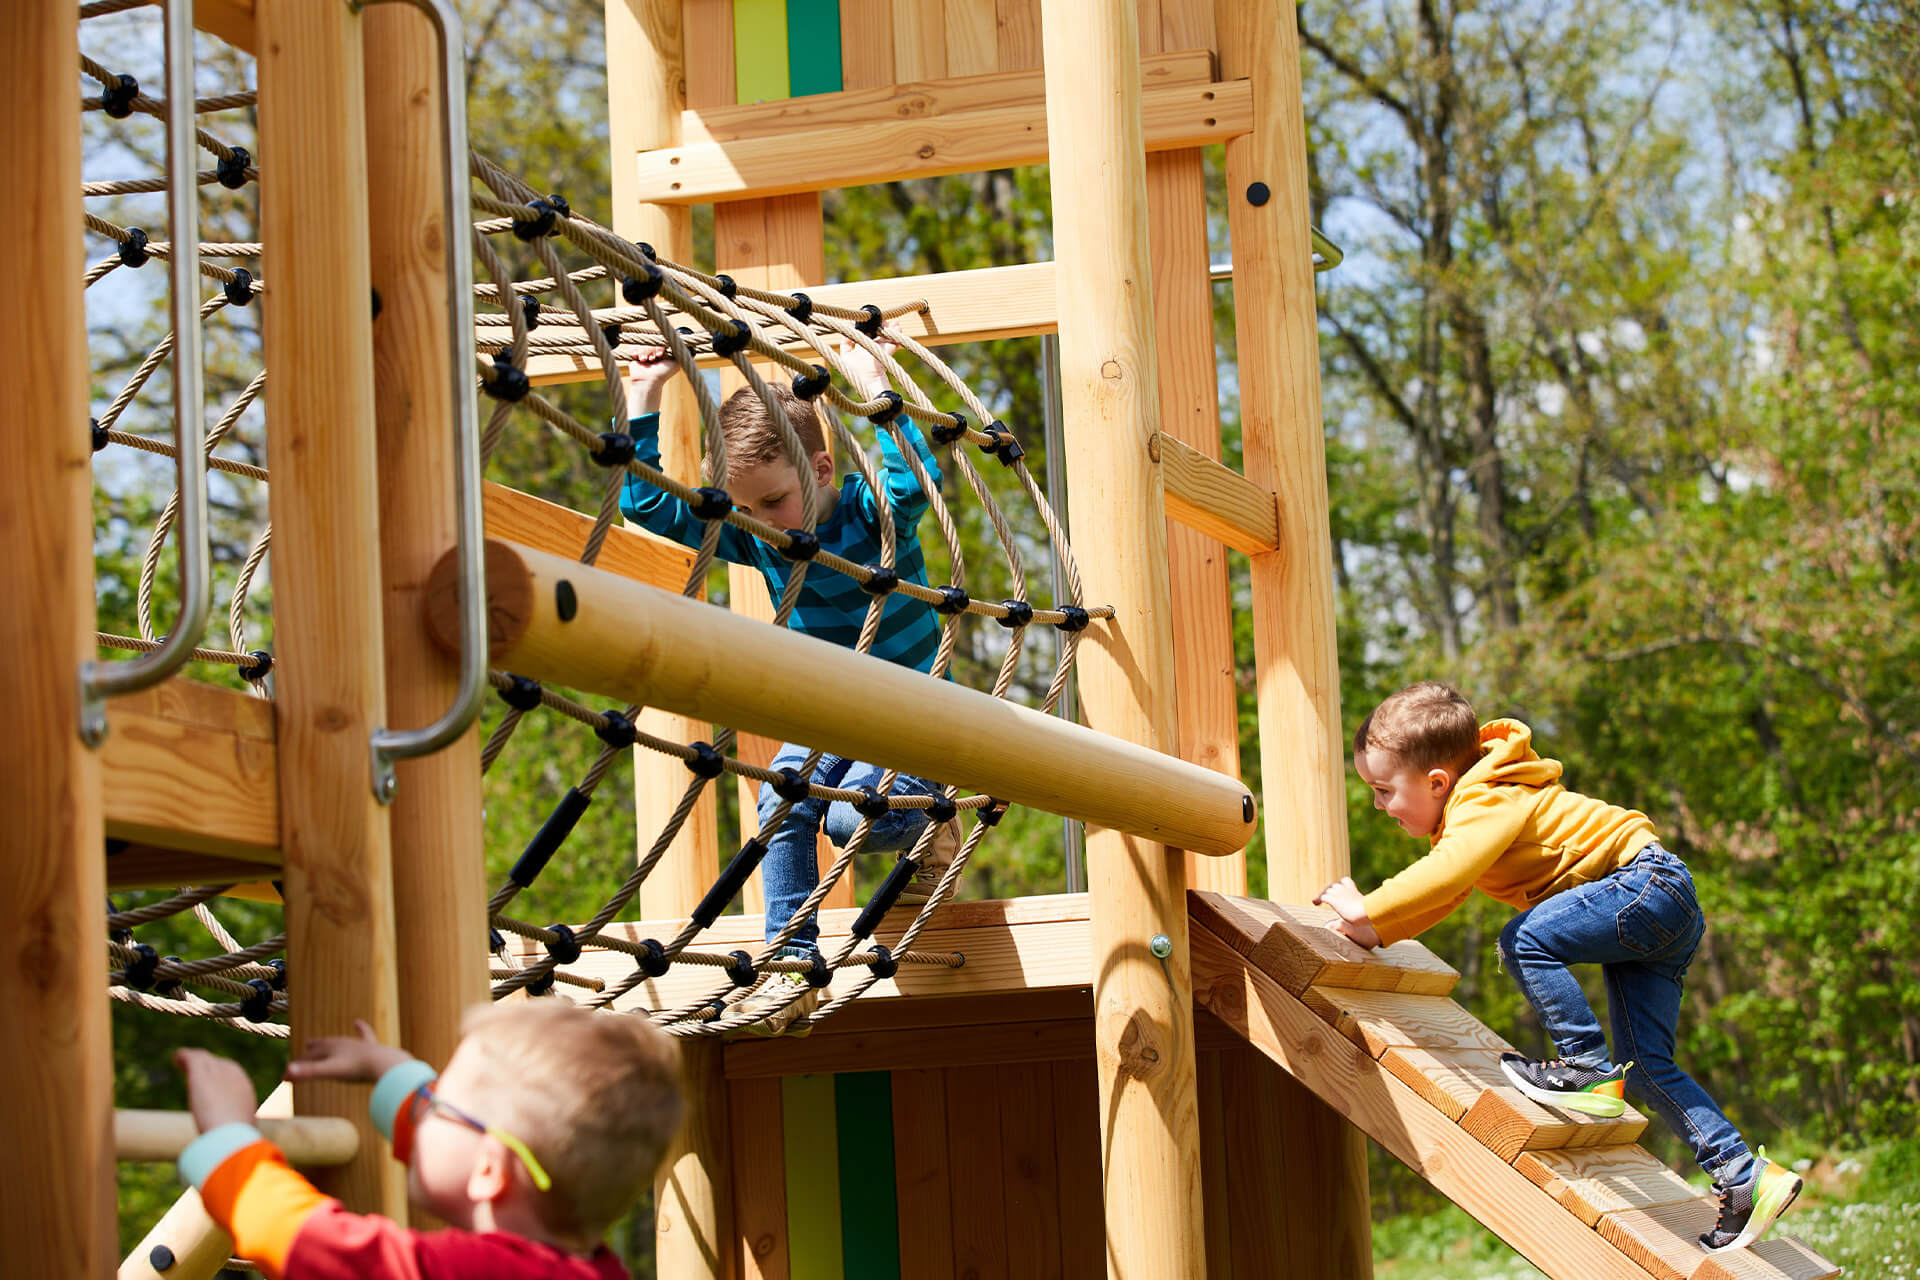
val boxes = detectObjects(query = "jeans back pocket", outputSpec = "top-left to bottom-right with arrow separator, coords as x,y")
1615,860 -> 1703,958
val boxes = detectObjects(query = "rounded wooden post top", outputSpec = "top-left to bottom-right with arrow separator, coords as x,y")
425,537 -> 535,662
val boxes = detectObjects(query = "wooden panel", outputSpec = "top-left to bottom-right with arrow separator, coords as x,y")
780,1074 -> 845,1276
1153,431 -> 1280,555
1513,1145 -> 1701,1228
997,1062 -> 1062,1280
102,681 -> 279,860
485,481 -> 695,590
1301,985 -> 1515,1059
1597,1197 -> 1722,1280
893,0 -> 946,80
944,0 -> 998,76
945,1066 -> 1008,1280
892,1067 -> 955,1280
1049,1057 -> 1104,1279
838,0 -> 893,89
727,1015 -> 1094,1077
1692,1237 -> 1842,1280
731,1076 -> 790,1279
1135,0 -> 1161,54
994,0 -> 1042,70
107,847 -> 281,891
638,78 -> 1252,202
1157,0 -> 1213,52
685,0 -> 738,110
1195,1049 -> 1232,1278
1220,1037 -> 1293,1271
1189,892 -> 1460,997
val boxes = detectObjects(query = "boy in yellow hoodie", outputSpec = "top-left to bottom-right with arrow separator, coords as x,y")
1316,681 -> 1800,1255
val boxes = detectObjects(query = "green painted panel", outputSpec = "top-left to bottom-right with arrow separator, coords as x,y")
786,0 -> 843,98
782,1073 -> 846,1279
835,1071 -> 902,1280
733,0 -> 791,104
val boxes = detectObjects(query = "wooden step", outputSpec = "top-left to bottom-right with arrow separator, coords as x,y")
1378,1045 -> 1648,1159
1515,1145 -> 1700,1227
1692,1237 -> 1841,1280
1188,891 -> 1459,998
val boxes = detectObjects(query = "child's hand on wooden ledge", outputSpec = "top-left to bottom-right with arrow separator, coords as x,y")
1314,876 -> 1382,949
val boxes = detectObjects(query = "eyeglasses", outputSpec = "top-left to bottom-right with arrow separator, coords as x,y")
409,1083 -> 553,1192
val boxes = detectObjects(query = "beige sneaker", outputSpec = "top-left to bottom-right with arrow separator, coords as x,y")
896,816 -> 962,907
733,971 -> 817,1038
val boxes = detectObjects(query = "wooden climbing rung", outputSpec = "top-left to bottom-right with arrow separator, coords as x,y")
1382,1045 -> 1648,1158
1188,891 -> 1460,997
1516,1145 -> 1702,1228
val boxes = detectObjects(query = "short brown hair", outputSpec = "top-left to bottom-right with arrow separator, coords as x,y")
457,1000 -> 684,1239
1353,681 -> 1481,773
716,381 -> 826,483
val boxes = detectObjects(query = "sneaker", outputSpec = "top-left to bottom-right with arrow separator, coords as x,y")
1700,1150 -> 1803,1253
732,972 -> 817,1038
895,817 -> 962,907
1498,1052 -> 1633,1117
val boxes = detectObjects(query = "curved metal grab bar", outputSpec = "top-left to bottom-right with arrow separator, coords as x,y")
80,0 -> 213,745
364,0 -> 487,802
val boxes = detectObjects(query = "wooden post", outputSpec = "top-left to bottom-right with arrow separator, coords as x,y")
257,0 -> 406,1215
2,6 -> 112,1274
1213,0 -> 1373,1270
1037,1 -> 1206,1274
609,4 -> 732,1274
364,0 -> 490,1079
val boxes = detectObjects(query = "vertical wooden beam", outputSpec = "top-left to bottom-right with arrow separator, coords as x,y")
1147,148 -> 1245,898
3,7 -> 111,1274
257,0 -> 405,1215
1212,0 -> 1372,1271
611,5 -> 733,1275
1039,1 -> 1205,1275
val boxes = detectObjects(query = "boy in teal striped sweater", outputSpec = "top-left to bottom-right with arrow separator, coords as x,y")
620,343 -> 959,1035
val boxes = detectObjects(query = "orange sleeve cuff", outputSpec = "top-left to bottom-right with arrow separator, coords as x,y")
199,1140 -> 334,1278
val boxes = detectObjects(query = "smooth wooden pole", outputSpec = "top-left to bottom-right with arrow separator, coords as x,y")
3,7 -> 112,1273
1213,0 -> 1373,1270
608,5 -> 732,1275
116,1111 -> 359,1166
257,0 -> 406,1216
1037,2 -> 1205,1274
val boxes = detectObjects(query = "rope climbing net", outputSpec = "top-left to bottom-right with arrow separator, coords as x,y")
83,14 -> 1103,1040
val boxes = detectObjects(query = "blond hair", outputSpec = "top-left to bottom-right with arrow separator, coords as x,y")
1354,681 -> 1482,774
458,1000 -> 683,1239
716,382 -> 826,483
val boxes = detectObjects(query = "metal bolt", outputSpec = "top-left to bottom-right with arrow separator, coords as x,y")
1150,933 -> 1173,959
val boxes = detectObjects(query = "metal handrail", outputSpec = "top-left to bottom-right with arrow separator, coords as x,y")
80,0 -> 212,745
363,0 -> 487,802
1207,225 -> 1345,281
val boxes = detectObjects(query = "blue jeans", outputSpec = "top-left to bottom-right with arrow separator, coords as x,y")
1497,844 -> 1750,1177
756,743 -> 942,952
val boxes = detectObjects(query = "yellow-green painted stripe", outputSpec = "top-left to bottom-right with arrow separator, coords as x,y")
733,0 -> 791,104
835,1071 -> 901,1279
782,1073 -> 845,1279
785,0 -> 842,97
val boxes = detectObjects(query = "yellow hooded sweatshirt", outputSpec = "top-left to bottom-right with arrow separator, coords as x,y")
1361,719 -> 1658,946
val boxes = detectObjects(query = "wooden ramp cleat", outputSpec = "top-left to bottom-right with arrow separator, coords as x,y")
1189,891 -> 1459,997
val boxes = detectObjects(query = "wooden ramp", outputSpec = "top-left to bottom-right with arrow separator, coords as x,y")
1188,892 -> 1841,1280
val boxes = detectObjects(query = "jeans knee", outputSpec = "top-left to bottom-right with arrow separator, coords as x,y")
1497,914 -> 1527,968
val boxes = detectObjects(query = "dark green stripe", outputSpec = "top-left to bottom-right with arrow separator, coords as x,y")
835,1071 -> 901,1280
785,0 -> 843,97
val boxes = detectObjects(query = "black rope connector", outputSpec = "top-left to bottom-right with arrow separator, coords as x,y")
124,943 -> 160,991
222,268 -> 255,308
710,321 -> 752,357
240,978 -> 275,1023
772,768 -> 811,803
981,421 -> 1025,465
856,304 -> 885,337
101,73 -> 139,119
791,364 -> 831,401
998,599 -> 1034,629
591,431 -> 636,468
804,951 -> 833,988
265,958 -> 287,991
520,294 -> 542,330
980,798 -> 1010,826
694,837 -> 770,927
595,709 -> 637,749
622,263 -> 665,303
932,411 -> 969,445
785,292 -> 813,322
861,564 -> 899,595
107,897 -> 132,945
724,949 -> 757,988
601,322 -> 624,349
928,793 -> 958,823
149,1244 -> 176,1271
637,938 -> 670,978
117,227 -> 151,268
510,787 -> 592,888
489,928 -> 506,954
686,741 -> 725,779
511,194 -> 571,241
852,859 -> 917,938
715,273 -> 739,299
498,673 -> 543,711
934,585 -> 970,615
690,486 -> 733,521
483,351 -> 530,403
525,969 -> 557,997
779,529 -> 820,562
216,146 -> 251,190
867,944 -> 900,979
854,786 -> 892,819
544,923 -> 582,966
91,417 -> 110,453
1054,605 -> 1091,632
866,389 -> 905,426
155,957 -> 184,999
633,239 -> 656,261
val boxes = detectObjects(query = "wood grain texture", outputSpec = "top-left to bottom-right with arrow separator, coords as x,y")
947,1065 -> 1010,1280
999,1061 -> 1064,1280
102,681 -> 279,859
1301,985 -> 1515,1060
116,1111 -> 357,1166
1196,1048 -> 1233,1278
892,1067 -> 955,1280
654,1042 -> 733,1279
1050,1056 -> 1105,1278
893,0 -> 946,81
1459,1073 -> 1649,1162
994,0 -> 1042,70
838,0 -> 894,89
726,1015 -> 1095,1076
107,847 -> 283,891
1189,892 -> 1458,997
1513,1146 -> 1701,1228
1691,1236 -> 1842,1280
943,0 -> 999,75
1597,1197 -> 1722,1280
1153,432 -> 1280,554
730,1076 -> 789,1279
684,0 -> 738,110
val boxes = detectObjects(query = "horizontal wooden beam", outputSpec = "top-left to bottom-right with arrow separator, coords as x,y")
103,681 -> 279,861
1151,432 -> 1279,554
427,541 -> 1257,855
682,49 -> 1214,143
483,481 -> 694,590
101,0 -> 258,53
116,1110 -> 357,1166
525,261 -> 1060,387
634,79 -> 1252,205
106,845 -> 282,892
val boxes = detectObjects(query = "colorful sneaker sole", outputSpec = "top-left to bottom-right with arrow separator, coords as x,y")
1498,1057 -> 1628,1118
1707,1164 -> 1804,1254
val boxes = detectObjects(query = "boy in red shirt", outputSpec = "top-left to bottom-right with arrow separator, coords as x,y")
173,1000 -> 683,1278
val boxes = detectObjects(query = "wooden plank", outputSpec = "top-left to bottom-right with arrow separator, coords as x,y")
1153,431 -> 1279,555
1597,1197 -> 1722,1280
773,983 -> 1093,1036
946,1066 -> 1008,1280
727,1015 -> 1094,1077
781,1073 -> 845,1277
1220,1036 -> 1294,1271
838,0 -> 893,89
1692,1237 -> 1842,1280
994,0 -> 1042,70
107,846 -> 281,890
892,1067 -> 955,1280
1158,0 -> 1213,52
682,49 -> 1212,141
102,681 -> 279,860
485,481 -> 695,590
1300,985 -> 1516,1060
655,1044 -> 732,1277
684,0 -> 737,111
1049,1057 -> 1104,1278
637,77 -> 1252,203
1458,1070 -> 1649,1162
1189,925 -> 1651,1280
998,1062 -> 1062,1280
731,1076 -> 790,1279
1189,892 -> 1459,996
733,0 -> 791,103
786,0 -> 843,97
944,0 -> 998,76
892,0 -> 946,81
1196,1049 -> 1233,1278
1513,1146 -> 1701,1228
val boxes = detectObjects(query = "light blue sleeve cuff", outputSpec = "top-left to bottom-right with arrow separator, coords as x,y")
370,1059 -> 439,1141
179,1122 -> 266,1189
